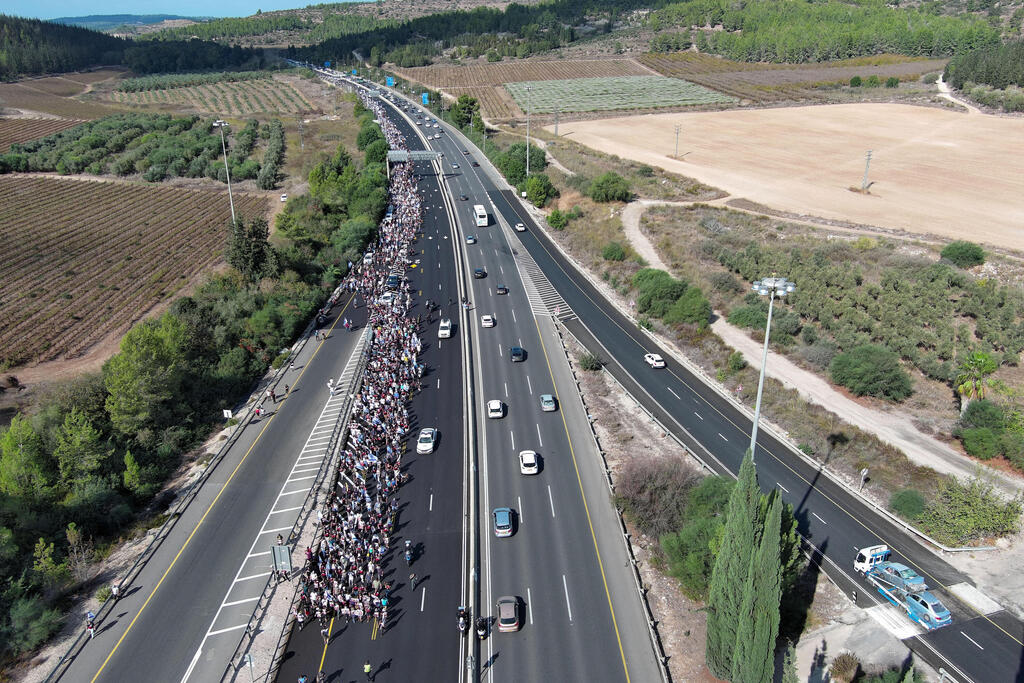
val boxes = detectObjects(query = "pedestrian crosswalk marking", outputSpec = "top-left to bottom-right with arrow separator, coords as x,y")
507,240 -> 575,322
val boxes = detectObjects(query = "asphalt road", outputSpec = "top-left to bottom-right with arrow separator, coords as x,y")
61,298 -> 364,682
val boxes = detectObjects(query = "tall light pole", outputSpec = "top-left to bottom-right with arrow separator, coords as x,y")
674,124 -> 681,159
525,84 -> 532,179
748,275 -> 796,462
212,120 -> 236,224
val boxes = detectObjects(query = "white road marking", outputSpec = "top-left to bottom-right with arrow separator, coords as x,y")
562,575 -> 573,622
511,309 -> 517,323
223,596 -> 260,607
777,483 -> 789,493
287,474 -> 318,483
961,631 -> 984,650
527,587 -> 534,624
269,506 -> 304,514
548,485 -> 556,517
527,375 -> 533,395
207,623 -> 248,637
420,587 -> 427,611
437,378 -> 441,389
536,424 -> 543,447
718,433 -> 728,442
510,431 -> 516,450
260,526 -> 293,535
429,493 -> 433,512
248,551 -> 271,558
694,412 -> 704,420
234,571 -> 272,583
667,387 -> 681,400
504,382 -> 508,397
812,513 -> 828,525
518,496 -> 523,523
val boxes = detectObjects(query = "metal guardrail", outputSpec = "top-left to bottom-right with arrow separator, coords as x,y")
222,326 -> 373,683
40,308 -> 329,683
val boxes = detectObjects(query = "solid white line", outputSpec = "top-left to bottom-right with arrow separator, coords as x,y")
812,513 -> 828,525
562,575 -> 573,622
718,433 -> 728,441
547,485 -> 556,517
279,488 -> 309,496
518,496 -> 523,524
269,505 -> 304,514
510,431 -> 515,450
536,424 -> 543,447
527,375 -> 533,395
961,631 -> 984,650
420,587 -> 427,612
248,551 -> 271,558
234,571 -> 272,583
287,474 -> 318,483
207,623 -> 248,637
777,483 -> 789,494
694,412 -> 704,420
527,587 -> 534,624
260,526 -> 293,534
223,596 -> 260,607
667,387 -> 681,400
429,493 -> 433,512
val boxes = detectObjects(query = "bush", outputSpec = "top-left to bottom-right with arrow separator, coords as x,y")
579,352 -> 603,371
866,74 -> 881,87
961,399 -> 1005,430
830,652 -> 861,683
602,242 -> 627,261
548,209 -> 568,231
614,456 -> 701,538
660,476 -> 733,599
664,286 -> 712,329
96,585 -> 112,602
709,271 -> 741,293
890,488 -> 926,520
633,269 -> 688,318
8,596 -> 63,653
850,76 -> 862,87
885,76 -> 900,88
961,427 -> 1000,459
589,171 -> 631,202
999,430 -> 1024,468
923,72 -> 940,84
525,173 -> 557,207
637,165 -> 654,177
941,240 -> 985,268
727,351 -> 747,372
919,478 -> 1021,545
727,303 -> 767,330
830,344 -> 913,401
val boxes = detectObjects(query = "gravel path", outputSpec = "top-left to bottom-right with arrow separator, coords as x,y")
622,199 -> 1024,497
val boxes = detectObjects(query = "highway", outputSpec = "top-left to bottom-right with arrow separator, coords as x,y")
357,75 -> 1024,682
278,72 -> 663,682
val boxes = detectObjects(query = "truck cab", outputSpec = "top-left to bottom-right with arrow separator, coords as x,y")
854,545 -> 891,573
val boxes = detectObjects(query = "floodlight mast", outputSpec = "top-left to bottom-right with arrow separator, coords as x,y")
748,275 -> 796,462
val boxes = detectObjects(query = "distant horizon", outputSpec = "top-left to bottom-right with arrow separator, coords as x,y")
5,1 -> 362,21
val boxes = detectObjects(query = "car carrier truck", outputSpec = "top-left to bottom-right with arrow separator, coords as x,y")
854,545 -> 952,630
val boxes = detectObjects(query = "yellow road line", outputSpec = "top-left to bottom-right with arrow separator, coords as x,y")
90,295 -> 352,682
534,317 -> 631,683
318,616 -> 335,672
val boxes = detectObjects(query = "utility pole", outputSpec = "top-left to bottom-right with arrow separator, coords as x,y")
554,105 -> 560,137
525,85 -> 532,179
213,120 -> 236,224
861,150 -> 873,191
674,124 -> 681,159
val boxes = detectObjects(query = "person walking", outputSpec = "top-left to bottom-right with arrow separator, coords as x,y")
110,583 -> 120,602
409,573 -> 418,590
320,626 -> 330,644
363,660 -> 373,680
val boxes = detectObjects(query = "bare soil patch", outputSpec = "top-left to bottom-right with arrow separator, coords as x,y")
553,102 -> 1024,251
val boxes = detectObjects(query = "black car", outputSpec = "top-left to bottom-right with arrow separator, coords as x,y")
496,284 -> 508,295
472,161 -> 480,167
510,346 -> 526,362
473,268 -> 486,279
459,194 -> 468,201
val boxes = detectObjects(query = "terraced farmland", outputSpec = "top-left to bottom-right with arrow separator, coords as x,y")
393,58 -> 653,88
0,117 -> 86,151
0,176 -> 268,368
504,75 -> 736,113
639,53 -> 947,103
110,77 -> 315,116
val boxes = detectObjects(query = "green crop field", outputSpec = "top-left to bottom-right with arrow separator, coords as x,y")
504,75 -> 736,113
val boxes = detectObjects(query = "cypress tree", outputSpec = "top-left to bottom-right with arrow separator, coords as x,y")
705,453 -> 760,679
781,641 -> 799,683
731,492 -> 784,683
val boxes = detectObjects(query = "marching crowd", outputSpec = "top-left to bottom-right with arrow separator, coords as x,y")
292,88 -> 427,637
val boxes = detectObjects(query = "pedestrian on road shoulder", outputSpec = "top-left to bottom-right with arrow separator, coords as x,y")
363,660 -> 372,680
409,573 -> 418,590
110,584 -> 120,602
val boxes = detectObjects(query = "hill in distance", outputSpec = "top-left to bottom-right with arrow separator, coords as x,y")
51,14 -> 212,32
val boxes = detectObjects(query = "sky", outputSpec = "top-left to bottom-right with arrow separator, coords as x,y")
6,1 -> 329,21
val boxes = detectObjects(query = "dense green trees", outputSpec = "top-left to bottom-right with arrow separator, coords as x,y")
830,344 -> 913,401
589,172 -> 631,202
495,142 -> 546,187
650,0 -> 999,63
450,95 -> 481,129
945,39 -> 1024,90
228,217 -> 279,284
632,268 -> 713,329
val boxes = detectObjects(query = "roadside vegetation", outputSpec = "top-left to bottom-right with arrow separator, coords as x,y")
944,39 -> 1024,112
0,99 -> 384,663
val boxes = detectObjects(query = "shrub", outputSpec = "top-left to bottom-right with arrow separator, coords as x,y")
961,399 -> 1005,430
830,344 -> 912,401
801,324 -> 818,345
579,352 -> 603,371
830,652 -> 861,683
889,488 -> 926,520
661,476 -> 734,599
589,171 -> 631,202
866,74 -> 881,87
923,72 -> 940,84
8,596 -> 63,653
850,76 -> 862,87
961,427 -> 1000,459
602,242 -> 627,262
941,240 -> 985,268
727,304 -> 767,330
614,456 -> 701,538
664,286 -> 712,329
96,585 -> 112,602
709,271 -> 741,293
727,351 -> 747,372
634,269 -> 688,318
885,76 -> 899,88
919,478 -> 1021,545
525,173 -> 557,207
548,209 -> 568,231
999,430 -> 1024,468
637,165 -> 654,177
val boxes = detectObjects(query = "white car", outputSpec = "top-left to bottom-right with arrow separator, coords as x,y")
514,222 -> 526,232
481,314 -> 495,328
439,318 -> 452,339
519,450 -> 539,475
378,291 -> 396,304
466,235 -> 477,244
487,400 -> 504,419
452,163 -> 460,169
280,193 -> 288,202
416,427 -> 437,454
644,353 -> 666,368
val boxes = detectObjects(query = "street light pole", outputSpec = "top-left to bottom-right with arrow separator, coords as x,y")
525,85 -> 532,179
213,120 -> 236,224
748,276 -> 795,462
